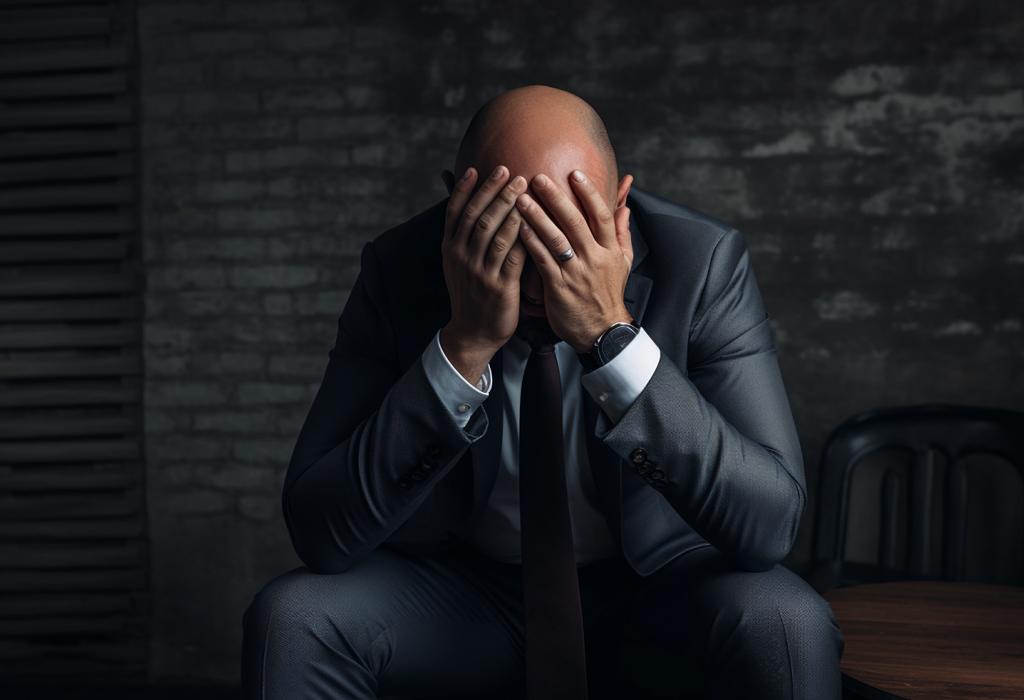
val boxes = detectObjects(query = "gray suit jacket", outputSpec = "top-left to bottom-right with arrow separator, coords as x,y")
283,186 -> 806,576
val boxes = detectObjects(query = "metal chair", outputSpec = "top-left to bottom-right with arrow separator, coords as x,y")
809,403 -> 1024,593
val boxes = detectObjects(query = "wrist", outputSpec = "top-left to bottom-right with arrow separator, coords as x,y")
440,324 -> 498,385
577,313 -> 639,371
577,309 -> 635,353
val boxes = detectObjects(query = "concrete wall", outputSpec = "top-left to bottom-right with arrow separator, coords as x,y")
137,0 -> 1024,683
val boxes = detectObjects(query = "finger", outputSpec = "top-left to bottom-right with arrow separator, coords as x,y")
514,192 -> 577,269
528,173 -> 597,255
454,164 -> 510,246
500,235 -> 527,282
470,174 -> 527,266
517,218 -> 561,286
483,205 -> 523,276
443,167 -> 477,243
569,169 -> 617,249
615,205 -> 634,268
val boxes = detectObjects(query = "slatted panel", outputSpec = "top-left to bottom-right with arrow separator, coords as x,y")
0,0 -> 146,682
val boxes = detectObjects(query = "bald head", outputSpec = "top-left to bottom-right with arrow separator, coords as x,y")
454,85 -> 619,206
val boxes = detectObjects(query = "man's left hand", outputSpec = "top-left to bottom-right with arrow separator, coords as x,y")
515,169 -> 635,353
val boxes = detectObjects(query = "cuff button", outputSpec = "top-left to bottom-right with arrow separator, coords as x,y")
457,402 -> 471,413
630,448 -> 647,464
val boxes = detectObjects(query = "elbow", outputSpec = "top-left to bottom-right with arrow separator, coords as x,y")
729,537 -> 793,572
728,531 -> 796,572
294,543 -> 359,576
281,483 -> 359,575
730,482 -> 806,572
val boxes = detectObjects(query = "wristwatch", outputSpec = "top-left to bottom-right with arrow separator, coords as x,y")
577,318 -> 640,372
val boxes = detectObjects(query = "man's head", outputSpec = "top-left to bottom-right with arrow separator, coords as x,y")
442,84 -> 632,319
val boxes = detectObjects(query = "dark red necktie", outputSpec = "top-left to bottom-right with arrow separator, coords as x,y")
516,316 -> 588,700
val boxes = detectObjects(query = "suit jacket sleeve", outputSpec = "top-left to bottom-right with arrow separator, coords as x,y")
580,326 -> 661,423
421,328 -> 492,430
594,227 -> 806,572
282,239 -> 489,574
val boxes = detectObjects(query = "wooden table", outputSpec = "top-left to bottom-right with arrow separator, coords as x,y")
823,581 -> 1024,699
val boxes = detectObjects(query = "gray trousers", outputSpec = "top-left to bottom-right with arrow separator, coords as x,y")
241,540 -> 844,699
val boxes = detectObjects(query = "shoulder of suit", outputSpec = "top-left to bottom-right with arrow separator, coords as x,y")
626,186 -> 749,275
627,187 -> 736,240
363,198 -> 447,273
372,197 -> 446,247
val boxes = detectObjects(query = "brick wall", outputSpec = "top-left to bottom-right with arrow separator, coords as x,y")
137,0 -> 1024,683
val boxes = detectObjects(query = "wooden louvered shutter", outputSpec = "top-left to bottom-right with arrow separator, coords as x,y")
0,0 -> 147,681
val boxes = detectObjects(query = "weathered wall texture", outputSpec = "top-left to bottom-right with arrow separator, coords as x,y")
137,0 -> 1023,683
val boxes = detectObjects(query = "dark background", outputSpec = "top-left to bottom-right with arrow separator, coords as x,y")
3,0 -> 1022,689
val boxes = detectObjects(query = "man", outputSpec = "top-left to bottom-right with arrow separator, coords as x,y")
242,84 -> 844,699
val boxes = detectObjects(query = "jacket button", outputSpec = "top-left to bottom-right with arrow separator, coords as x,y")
636,462 -> 651,476
650,468 -> 664,480
630,448 -> 647,464
420,461 -> 434,471
411,471 -> 426,481
398,478 -> 411,489
426,445 -> 442,458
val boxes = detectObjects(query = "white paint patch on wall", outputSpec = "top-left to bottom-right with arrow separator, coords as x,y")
742,130 -> 814,158
935,320 -> 983,336
799,346 -> 832,361
813,290 -> 881,320
812,232 -> 838,251
830,64 -> 907,97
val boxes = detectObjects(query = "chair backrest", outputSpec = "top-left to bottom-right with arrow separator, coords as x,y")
813,404 -> 1024,586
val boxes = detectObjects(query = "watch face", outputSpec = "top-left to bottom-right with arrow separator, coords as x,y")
599,324 -> 639,363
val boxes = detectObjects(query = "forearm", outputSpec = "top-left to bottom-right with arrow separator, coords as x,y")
580,325 -> 660,424
595,351 -> 806,571
425,327 -> 493,429
282,354 -> 488,574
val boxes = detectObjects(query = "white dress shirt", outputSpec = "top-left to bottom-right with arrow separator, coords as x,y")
420,324 -> 661,564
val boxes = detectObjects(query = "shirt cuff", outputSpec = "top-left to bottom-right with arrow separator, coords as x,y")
580,326 -> 660,424
421,328 -> 492,430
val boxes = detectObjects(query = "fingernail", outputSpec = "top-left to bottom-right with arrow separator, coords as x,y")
516,194 -> 530,209
534,173 -> 550,187
572,170 -> 586,182
491,165 -> 506,180
510,175 -> 526,190
461,167 -> 472,181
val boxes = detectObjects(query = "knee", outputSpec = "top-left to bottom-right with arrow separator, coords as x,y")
243,568 -> 320,637
243,567 -> 385,652
705,569 -> 844,658
731,572 -> 845,657
774,582 -> 844,656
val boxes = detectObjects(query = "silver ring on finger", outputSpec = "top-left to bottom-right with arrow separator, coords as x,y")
556,246 -> 576,263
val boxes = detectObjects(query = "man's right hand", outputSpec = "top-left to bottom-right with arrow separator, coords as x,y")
440,164 -> 527,386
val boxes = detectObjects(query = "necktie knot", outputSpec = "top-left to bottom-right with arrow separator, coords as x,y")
515,316 -> 561,353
